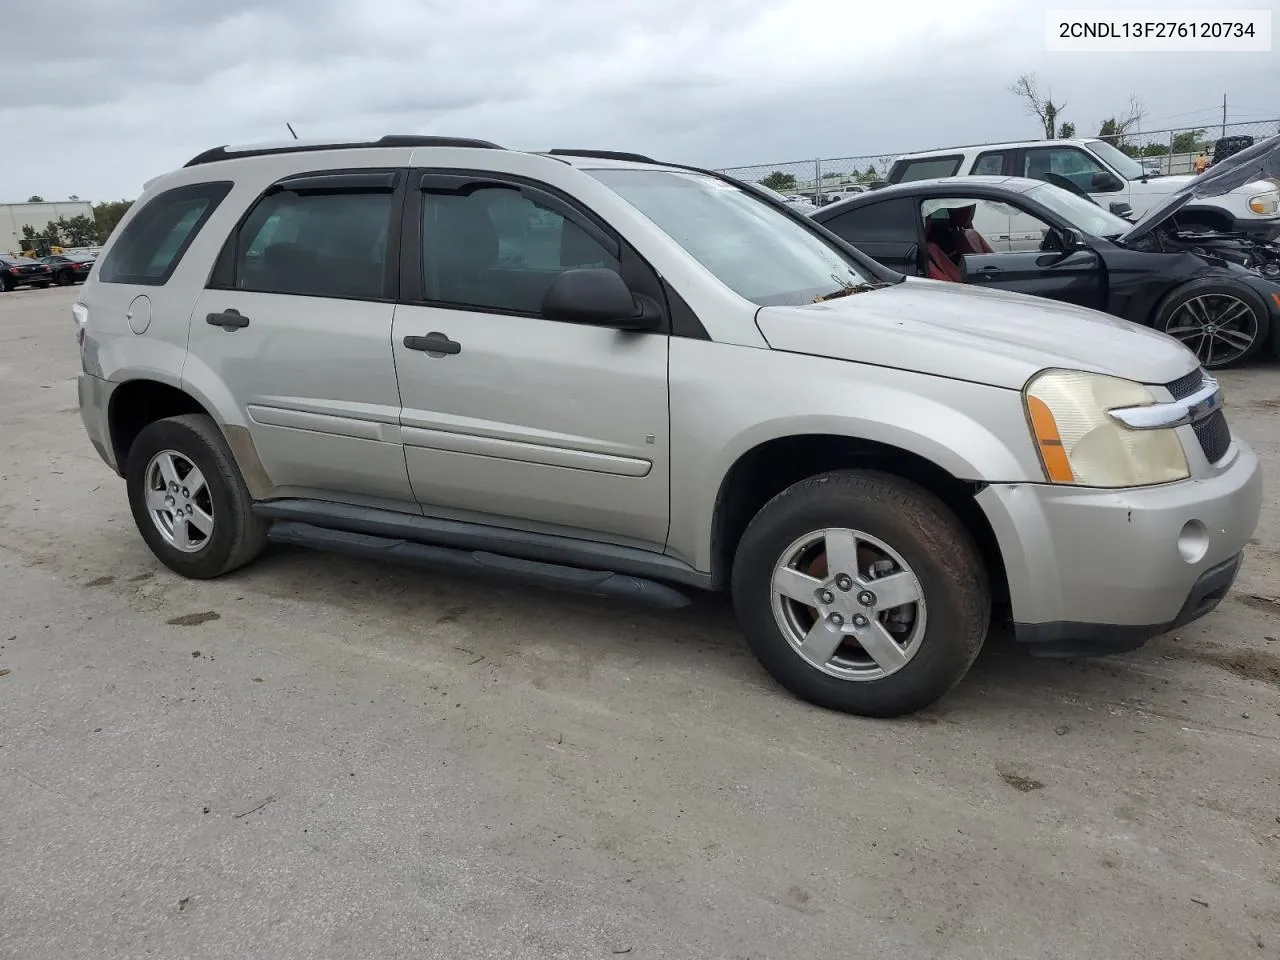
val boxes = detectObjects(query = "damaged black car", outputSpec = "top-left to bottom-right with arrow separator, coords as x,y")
813,134 -> 1280,369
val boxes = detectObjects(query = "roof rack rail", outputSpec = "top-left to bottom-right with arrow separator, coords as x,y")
184,135 -> 503,168
546,149 -> 660,164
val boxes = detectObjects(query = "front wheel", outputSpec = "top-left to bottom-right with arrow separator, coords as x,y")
731,470 -> 990,718
1153,279 -> 1270,369
125,414 -> 268,579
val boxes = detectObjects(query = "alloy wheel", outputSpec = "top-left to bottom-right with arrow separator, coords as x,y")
769,528 -> 927,682
143,450 -> 215,553
1165,293 -> 1258,367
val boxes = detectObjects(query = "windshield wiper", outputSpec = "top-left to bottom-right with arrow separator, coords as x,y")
813,280 -> 891,302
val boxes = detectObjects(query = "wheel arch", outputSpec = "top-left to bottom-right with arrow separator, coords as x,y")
708,433 -> 1010,609
107,379 -> 212,472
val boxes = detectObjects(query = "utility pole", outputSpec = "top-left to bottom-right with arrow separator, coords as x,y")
286,122 -> 299,140
1222,94 -> 1227,137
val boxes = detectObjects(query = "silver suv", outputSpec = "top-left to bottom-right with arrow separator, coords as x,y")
75,136 -> 1262,716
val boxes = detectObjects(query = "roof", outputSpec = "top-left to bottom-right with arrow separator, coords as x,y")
182,137 -> 678,173
812,175 -> 1047,217
894,137 -> 1103,160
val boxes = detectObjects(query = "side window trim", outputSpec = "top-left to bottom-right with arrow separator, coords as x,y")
401,167 -> 676,335
207,167 -> 407,301
417,172 -> 620,260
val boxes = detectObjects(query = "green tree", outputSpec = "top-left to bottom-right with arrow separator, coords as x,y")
760,171 -> 797,191
1057,121 -> 1076,139
92,199 -> 133,243
1140,142 -> 1169,157
863,165 -> 877,177
821,171 -> 843,181
1171,129 -> 1206,154
27,195 -> 44,203
47,215 -> 99,247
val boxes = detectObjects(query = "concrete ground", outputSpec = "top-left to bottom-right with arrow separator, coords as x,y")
1,285 -> 1278,960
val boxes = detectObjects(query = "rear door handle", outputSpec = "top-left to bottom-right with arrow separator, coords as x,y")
404,332 -> 461,356
207,309 -> 249,330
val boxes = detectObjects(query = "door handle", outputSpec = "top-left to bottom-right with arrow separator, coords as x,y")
207,309 -> 249,330
403,332 -> 461,356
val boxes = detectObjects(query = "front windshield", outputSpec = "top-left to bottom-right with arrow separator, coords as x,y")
1086,139 -> 1147,181
588,168 -> 874,306
1024,182 -> 1132,239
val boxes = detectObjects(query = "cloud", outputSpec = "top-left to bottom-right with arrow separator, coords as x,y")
2,0 -> 1276,200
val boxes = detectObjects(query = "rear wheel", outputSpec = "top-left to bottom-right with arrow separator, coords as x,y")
0,276 -> 10,292
125,414 -> 268,579
731,470 -> 990,717
55,270 -> 72,286
1153,279 -> 1270,369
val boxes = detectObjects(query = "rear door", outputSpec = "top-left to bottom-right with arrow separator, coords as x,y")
391,169 -> 671,550
821,197 -> 922,272
186,169 -> 416,509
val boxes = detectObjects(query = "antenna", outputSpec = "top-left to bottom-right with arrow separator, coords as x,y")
286,123 -> 299,140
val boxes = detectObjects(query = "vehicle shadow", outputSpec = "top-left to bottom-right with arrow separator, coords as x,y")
230,543 -> 1199,720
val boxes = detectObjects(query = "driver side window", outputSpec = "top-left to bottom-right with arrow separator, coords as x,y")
1023,147 -> 1107,193
921,197 -> 1056,267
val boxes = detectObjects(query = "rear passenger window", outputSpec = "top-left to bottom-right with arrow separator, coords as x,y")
97,181 -> 231,286
231,188 -> 393,301
823,198 -> 919,243
421,186 -> 619,315
972,151 -> 1010,175
890,156 -> 963,183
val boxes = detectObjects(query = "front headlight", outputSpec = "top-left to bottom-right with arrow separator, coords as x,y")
1248,190 -> 1279,215
1023,369 -> 1189,487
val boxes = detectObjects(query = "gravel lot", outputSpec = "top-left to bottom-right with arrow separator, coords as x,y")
2,285 -> 1279,960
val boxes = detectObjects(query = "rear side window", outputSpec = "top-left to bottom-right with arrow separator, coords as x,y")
972,150 -> 1013,175
228,187 -> 395,301
97,181 -> 231,285
822,197 -> 919,243
887,155 -> 963,183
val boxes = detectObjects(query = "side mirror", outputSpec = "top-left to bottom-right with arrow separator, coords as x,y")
1091,172 -> 1124,193
1108,201 -> 1133,217
1059,227 -> 1087,251
540,268 -> 660,331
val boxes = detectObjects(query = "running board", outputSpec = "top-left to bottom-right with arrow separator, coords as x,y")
267,521 -> 692,610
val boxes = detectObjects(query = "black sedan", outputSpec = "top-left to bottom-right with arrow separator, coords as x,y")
811,139 -> 1280,369
40,253 -> 96,285
0,255 -> 54,292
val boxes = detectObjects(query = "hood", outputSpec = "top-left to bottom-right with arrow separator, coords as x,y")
755,278 -> 1197,391
1122,133 -> 1280,242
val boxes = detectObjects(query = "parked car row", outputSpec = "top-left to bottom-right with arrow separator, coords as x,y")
0,251 -> 96,291
73,135 -> 1262,717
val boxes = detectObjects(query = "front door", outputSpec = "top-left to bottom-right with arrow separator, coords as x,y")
187,169 -> 415,509
391,170 -> 671,550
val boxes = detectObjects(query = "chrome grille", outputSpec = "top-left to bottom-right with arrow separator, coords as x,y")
1193,410 -> 1231,464
1166,368 -> 1206,400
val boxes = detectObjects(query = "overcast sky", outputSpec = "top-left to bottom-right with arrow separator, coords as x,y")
3,0 -> 1276,201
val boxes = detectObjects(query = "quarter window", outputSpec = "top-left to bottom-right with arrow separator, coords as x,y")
97,181 -> 231,286
421,186 -> 619,315
890,156 -> 963,182
232,189 -> 393,300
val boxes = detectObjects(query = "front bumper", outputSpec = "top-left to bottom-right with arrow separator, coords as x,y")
78,373 -> 120,475
977,439 -> 1262,657
1232,215 -> 1280,240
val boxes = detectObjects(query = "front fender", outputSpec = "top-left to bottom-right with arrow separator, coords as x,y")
665,339 -> 1043,572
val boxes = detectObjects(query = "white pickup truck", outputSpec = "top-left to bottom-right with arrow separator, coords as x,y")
885,137 -> 1280,239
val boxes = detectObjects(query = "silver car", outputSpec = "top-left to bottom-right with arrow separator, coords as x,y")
74,137 -> 1262,716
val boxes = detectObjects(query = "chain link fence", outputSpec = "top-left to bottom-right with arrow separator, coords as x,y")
717,118 -> 1280,201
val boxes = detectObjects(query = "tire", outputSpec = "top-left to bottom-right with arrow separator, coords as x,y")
1153,278 -> 1270,369
55,270 -> 71,286
0,276 -> 10,292
125,414 -> 268,579
731,470 -> 990,718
